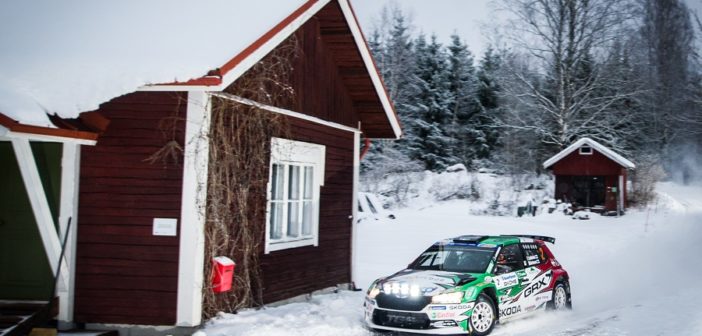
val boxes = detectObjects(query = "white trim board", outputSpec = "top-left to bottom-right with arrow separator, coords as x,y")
350,124 -> 360,286
57,143 -> 81,324
176,91 -> 212,327
1,131 -> 96,145
210,92 -> 360,134
543,138 -> 635,169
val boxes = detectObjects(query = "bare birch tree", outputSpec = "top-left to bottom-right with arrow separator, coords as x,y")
496,0 -> 640,151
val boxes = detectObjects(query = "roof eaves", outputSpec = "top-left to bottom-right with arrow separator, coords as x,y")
0,112 -> 98,144
338,0 -> 402,139
543,138 -> 635,169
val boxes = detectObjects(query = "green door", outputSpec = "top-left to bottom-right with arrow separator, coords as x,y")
0,141 -> 61,300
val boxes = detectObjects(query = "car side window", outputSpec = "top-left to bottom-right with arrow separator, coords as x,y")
521,243 -> 543,266
496,244 -> 525,273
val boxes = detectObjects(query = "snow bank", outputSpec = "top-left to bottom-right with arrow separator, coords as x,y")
0,0 -> 305,126
199,291 -> 367,336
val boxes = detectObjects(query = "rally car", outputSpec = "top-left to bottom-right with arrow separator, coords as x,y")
364,235 -> 571,335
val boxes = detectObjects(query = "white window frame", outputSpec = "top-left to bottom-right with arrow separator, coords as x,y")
579,145 -> 593,155
265,137 -> 325,254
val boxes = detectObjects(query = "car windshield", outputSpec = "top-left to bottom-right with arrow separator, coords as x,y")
408,244 -> 496,273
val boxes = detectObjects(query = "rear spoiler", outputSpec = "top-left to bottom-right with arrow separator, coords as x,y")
503,234 -> 556,244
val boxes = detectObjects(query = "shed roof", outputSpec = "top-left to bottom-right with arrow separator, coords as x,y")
543,138 -> 635,169
0,0 -> 400,139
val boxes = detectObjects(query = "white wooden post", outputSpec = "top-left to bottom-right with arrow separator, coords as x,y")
351,125 -> 361,288
176,91 -> 211,326
57,143 -> 81,325
10,139 -> 69,293
618,175 -> 624,215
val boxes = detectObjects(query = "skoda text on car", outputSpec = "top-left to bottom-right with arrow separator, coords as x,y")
364,235 -> 571,335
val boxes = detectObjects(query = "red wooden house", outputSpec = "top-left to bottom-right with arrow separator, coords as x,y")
543,138 -> 635,213
0,0 -> 400,332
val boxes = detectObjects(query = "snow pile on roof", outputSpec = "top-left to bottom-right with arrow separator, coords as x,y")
543,137 -> 635,169
0,0 -> 306,127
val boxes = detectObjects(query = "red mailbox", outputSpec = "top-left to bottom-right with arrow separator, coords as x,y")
212,256 -> 235,293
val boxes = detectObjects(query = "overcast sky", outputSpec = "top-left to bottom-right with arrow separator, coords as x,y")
351,0 -> 702,59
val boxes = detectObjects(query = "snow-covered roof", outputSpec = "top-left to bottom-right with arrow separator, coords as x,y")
0,0 -> 400,138
543,138 -> 635,169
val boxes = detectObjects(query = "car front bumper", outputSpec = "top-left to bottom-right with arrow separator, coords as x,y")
364,298 -> 474,334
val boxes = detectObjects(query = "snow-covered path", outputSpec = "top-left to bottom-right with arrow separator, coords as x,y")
200,183 -> 702,336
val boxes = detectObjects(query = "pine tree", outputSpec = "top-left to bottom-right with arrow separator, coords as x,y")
408,34 -> 458,170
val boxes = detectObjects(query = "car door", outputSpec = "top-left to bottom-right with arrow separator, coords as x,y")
518,242 -> 554,313
493,243 -> 528,320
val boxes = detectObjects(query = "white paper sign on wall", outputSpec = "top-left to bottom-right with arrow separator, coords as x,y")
153,218 -> 178,236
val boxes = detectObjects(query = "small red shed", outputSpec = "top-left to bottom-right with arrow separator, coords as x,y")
543,138 -> 635,213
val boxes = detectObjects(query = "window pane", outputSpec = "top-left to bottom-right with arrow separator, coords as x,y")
287,201 -> 300,238
270,202 -> 283,240
302,201 -> 313,236
288,166 -> 300,200
271,164 -> 284,200
303,166 -> 314,199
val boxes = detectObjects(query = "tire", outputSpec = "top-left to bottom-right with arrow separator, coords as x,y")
469,293 -> 497,336
547,281 -> 572,310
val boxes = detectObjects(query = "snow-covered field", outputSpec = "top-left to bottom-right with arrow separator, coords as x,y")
199,182 -> 702,336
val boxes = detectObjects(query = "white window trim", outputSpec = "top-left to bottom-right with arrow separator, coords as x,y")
579,145 -> 593,155
265,137 -> 325,254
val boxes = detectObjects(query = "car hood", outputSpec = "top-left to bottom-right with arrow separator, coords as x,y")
380,269 -> 478,296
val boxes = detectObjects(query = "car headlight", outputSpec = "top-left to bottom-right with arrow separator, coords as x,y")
431,291 -> 464,304
367,282 -> 381,299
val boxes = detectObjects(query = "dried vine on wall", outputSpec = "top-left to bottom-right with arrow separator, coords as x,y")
202,35 -> 299,318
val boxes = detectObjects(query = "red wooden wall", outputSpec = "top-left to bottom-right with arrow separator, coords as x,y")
260,118 -> 354,303
551,149 -> 629,210
551,150 -> 623,176
253,9 -> 359,304
75,92 -> 186,325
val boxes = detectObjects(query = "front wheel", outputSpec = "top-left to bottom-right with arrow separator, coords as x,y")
469,293 -> 496,335
548,281 -> 572,310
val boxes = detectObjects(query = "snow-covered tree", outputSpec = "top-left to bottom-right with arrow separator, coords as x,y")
496,0 -> 640,153
406,34 -> 458,170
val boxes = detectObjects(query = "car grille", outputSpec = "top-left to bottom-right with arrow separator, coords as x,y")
375,293 -> 431,311
372,309 -> 430,330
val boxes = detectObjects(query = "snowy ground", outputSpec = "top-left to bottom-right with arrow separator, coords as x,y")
199,182 -> 702,336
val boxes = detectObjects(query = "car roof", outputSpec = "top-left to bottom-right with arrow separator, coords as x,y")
443,235 -> 553,246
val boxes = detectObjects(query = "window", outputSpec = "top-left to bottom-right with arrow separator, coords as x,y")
495,244 -> 525,274
408,244 -> 496,274
521,243 -> 545,266
579,145 -> 593,155
265,138 -> 325,253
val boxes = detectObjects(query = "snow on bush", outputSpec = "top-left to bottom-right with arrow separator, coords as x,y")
361,167 -> 553,216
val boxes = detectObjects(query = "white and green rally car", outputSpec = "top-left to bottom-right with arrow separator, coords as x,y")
364,235 -> 571,335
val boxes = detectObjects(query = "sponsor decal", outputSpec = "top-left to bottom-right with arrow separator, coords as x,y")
535,292 -> 551,302
430,306 -> 447,310
494,273 -> 519,289
524,272 -> 552,297
432,311 -> 457,319
519,237 -> 534,243
447,304 -> 474,310
479,243 -> 496,247
500,305 -> 522,318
